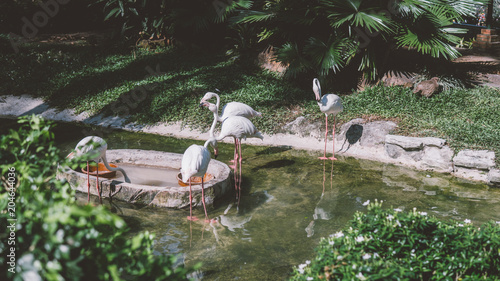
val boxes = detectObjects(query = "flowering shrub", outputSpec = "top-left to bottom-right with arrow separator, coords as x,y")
291,200 -> 500,280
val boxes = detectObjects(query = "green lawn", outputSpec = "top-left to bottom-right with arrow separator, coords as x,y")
1,35 -> 499,165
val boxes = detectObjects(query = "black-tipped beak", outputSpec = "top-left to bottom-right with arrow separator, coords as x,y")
199,102 -> 204,108
214,148 -> 219,159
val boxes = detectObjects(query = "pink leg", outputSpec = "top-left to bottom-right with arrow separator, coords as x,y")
319,114 -> 329,160
329,116 -> 338,161
86,161 -> 90,203
96,164 -> 102,204
201,177 -> 209,222
229,137 -> 238,169
233,139 -> 240,192
237,141 -> 243,205
187,178 -> 199,221
238,141 -> 243,191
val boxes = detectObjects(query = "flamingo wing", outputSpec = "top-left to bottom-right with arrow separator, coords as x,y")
181,144 -> 211,182
319,94 -> 343,115
221,102 -> 261,121
75,136 -> 107,162
219,116 -> 263,140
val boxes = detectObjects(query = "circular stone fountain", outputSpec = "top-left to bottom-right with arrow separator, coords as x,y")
57,149 -> 232,208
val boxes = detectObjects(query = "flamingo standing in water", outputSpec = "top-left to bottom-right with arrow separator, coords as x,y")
200,91 -> 261,122
313,78 -> 343,160
181,137 -> 218,222
215,116 -> 263,198
201,91 -> 262,168
68,136 -> 131,203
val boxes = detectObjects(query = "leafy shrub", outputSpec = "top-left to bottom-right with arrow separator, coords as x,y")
0,115 -> 195,280
291,200 -> 500,280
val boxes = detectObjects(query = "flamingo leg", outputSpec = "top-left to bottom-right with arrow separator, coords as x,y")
86,161 -> 90,203
319,114 -> 329,160
237,141 -> 243,205
233,139 -> 240,192
187,178 -> 199,221
229,137 -> 238,170
329,115 -> 338,161
201,177 -> 209,222
238,141 -> 243,191
96,163 -> 102,204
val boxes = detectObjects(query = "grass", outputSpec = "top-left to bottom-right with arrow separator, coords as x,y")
1,34 -> 499,165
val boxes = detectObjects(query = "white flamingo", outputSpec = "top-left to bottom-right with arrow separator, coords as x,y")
68,136 -> 131,203
200,91 -> 262,122
181,137 -> 218,222
214,116 -> 263,198
313,78 -> 343,160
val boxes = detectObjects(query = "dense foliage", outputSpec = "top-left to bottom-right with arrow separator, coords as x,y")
291,200 -> 500,280
235,0 -> 486,79
80,0 -> 486,80
0,115 -> 194,280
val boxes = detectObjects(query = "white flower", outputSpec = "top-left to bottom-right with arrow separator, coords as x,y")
373,252 -> 379,258
387,214 -> 394,221
355,236 -> 365,243
496,221 -> 500,224
419,212 -> 427,216
394,208 -> 402,212
329,240 -> 334,246
305,260 -> 311,265
362,253 -> 371,260
306,277 -> 313,281
458,224 -> 464,227
334,231 -> 344,238
362,200 -> 370,206
337,255 -> 343,260
356,272 -> 367,280
464,219 -> 471,224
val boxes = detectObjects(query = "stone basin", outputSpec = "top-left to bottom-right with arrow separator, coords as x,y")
57,149 -> 232,208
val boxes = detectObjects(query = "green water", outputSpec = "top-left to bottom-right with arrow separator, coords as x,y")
3,118 -> 500,280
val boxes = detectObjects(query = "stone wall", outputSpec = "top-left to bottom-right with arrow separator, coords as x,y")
333,119 -> 499,187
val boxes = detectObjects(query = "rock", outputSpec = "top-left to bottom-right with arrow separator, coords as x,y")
385,135 -> 424,150
283,116 -> 322,138
338,119 -> 397,147
421,145 -> 454,172
381,71 -> 415,87
487,169 -> 500,187
453,150 -> 496,170
384,135 -> 453,172
413,77 -> 440,98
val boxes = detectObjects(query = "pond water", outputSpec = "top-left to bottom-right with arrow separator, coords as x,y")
3,118 -> 500,280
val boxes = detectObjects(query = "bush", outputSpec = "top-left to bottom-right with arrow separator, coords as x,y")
0,115 -> 195,280
291,200 -> 500,280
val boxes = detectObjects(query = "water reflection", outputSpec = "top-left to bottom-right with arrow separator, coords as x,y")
4,119 -> 500,280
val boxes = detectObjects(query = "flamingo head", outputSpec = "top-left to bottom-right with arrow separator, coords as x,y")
200,101 -> 218,114
313,78 -> 321,101
207,138 -> 219,159
201,92 -> 217,103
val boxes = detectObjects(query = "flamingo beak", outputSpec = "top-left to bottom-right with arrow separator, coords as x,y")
214,148 -> 219,159
67,152 -> 75,159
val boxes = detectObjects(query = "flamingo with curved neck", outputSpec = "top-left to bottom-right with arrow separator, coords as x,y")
68,136 -> 131,203
200,92 -> 261,122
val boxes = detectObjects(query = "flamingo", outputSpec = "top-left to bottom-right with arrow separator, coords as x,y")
68,136 -> 131,203
313,78 -> 343,160
200,91 -> 262,122
214,116 -> 263,197
181,137 -> 218,222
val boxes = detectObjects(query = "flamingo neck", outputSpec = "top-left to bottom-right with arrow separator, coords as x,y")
101,154 -> 131,183
209,106 -> 218,137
